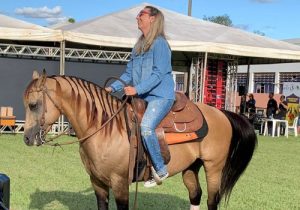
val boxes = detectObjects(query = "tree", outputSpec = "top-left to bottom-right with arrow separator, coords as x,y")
68,18 -> 75,23
203,14 -> 265,36
253,30 -> 265,36
203,14 -> 232,26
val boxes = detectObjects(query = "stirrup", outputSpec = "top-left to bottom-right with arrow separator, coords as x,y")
144,167 -> 169,188
150,166 -> 162,185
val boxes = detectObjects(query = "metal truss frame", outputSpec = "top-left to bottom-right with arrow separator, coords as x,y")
207,53 -> 238,62
190,53 -> 238,110
226,60 -> 238,111
0,43 -> 131,63
0,120 -> 70,135
190,55 -> 205,102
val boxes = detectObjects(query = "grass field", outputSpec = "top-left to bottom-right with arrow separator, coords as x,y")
0,134 -> 300,210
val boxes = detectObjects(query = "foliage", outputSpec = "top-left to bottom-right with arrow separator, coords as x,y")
68,18 -> 75,23
253,30 -> 266,36
203,14 -> 233,26
0,134 -> 300,209
203,14 -> 265,36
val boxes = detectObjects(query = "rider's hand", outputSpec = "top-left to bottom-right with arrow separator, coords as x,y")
105,87 -> 113,93
124,86 -> 137,96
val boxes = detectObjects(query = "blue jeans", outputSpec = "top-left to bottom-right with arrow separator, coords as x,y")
140,98 -> 174,176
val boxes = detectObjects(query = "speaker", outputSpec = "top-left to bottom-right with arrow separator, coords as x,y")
0,174 -> 10,210
238,86 -> 246,96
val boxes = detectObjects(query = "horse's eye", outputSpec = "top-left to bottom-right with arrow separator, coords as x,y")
29,103 -> 38,111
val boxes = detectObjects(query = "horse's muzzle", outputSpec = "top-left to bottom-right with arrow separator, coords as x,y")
23,126 -> 45,146
24,135 -> 34,146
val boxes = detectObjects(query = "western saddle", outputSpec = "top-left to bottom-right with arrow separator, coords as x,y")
126,92 -> 208,183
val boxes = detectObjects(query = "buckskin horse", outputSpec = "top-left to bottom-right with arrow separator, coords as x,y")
23,71 -> 257,210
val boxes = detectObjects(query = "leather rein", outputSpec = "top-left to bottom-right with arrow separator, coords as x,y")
31,76 -> 129,146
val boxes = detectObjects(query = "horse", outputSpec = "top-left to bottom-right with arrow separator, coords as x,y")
23,71 -> 257,210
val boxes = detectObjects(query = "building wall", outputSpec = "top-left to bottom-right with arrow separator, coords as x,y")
238,63 -> 300,95
238,39 -> 300,95
236,62 -> 300,113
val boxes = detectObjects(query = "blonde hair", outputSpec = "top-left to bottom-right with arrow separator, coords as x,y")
135,6 -> 167,54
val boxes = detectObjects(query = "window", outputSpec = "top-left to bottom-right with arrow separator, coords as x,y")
236,73 -> 247,89
175,74 -> 185,91
173,72 -> 187,92
279,72 -> 300,93
253,73 -> 275,93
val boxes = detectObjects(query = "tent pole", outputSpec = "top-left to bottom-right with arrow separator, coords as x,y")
243,58 -> 251,113
201,52 -> 208,103
188,0 -> 192,16
59,40 -> 66,133
246,58 -> 251,92
188,59 -> 194,100
60,40 -> 65,75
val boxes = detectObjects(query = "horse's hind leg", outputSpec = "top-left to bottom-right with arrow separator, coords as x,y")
182,159 -> 203,210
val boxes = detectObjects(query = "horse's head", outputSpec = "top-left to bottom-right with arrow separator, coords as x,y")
23,70 -> 62,146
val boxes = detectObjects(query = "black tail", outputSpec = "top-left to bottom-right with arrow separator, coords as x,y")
219,110 -> 258,202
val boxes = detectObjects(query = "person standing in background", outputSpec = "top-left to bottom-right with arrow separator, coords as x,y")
266,93 -> 278,135
276,95 -> 288,119
266,92 -> 278,118
275,95 -> 288,135
297,105 -> 300,134
239,95 -> 247,115
246,93 -> 256,123
246,93 -> 256,114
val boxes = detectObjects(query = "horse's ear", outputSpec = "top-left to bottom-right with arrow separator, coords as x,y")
41,69 -> 47,83
39,69 -> 47,87
34,69 -> 47,88
32,71 -> 40,80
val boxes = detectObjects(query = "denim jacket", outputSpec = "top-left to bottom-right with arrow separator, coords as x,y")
110,36 -> 175,102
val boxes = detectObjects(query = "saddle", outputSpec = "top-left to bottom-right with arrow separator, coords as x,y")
129,92 -> 208,138
126,92 -> 208,183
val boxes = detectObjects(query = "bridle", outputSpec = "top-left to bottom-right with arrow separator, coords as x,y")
27,78 -> 64,145
28,76 -> 129,146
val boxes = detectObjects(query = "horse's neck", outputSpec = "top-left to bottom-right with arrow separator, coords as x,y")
56,76 -> 124,138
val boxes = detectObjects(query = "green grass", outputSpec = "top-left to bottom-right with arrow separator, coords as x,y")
0,134 -> 300,210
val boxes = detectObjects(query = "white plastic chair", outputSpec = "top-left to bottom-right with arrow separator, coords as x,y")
287,116 -> 299,137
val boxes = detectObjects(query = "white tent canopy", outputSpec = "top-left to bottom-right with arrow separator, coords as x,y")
1,3 -> 300,63
0,14 -> 62,42
60,3 -> 300,61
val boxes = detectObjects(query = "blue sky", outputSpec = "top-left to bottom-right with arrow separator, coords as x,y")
0,0 -> 299,40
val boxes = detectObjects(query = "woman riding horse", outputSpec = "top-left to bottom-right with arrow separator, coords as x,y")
106,6 -> 174,188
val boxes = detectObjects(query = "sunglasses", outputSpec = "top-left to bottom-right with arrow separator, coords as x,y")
137,10 -> 151,17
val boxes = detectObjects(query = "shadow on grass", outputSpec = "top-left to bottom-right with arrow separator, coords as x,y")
29,188 -> 189,210
29,188 -> 96,210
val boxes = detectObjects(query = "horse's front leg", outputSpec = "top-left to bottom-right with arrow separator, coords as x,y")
111,177 -> 129,210
91,177 -> 110,210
